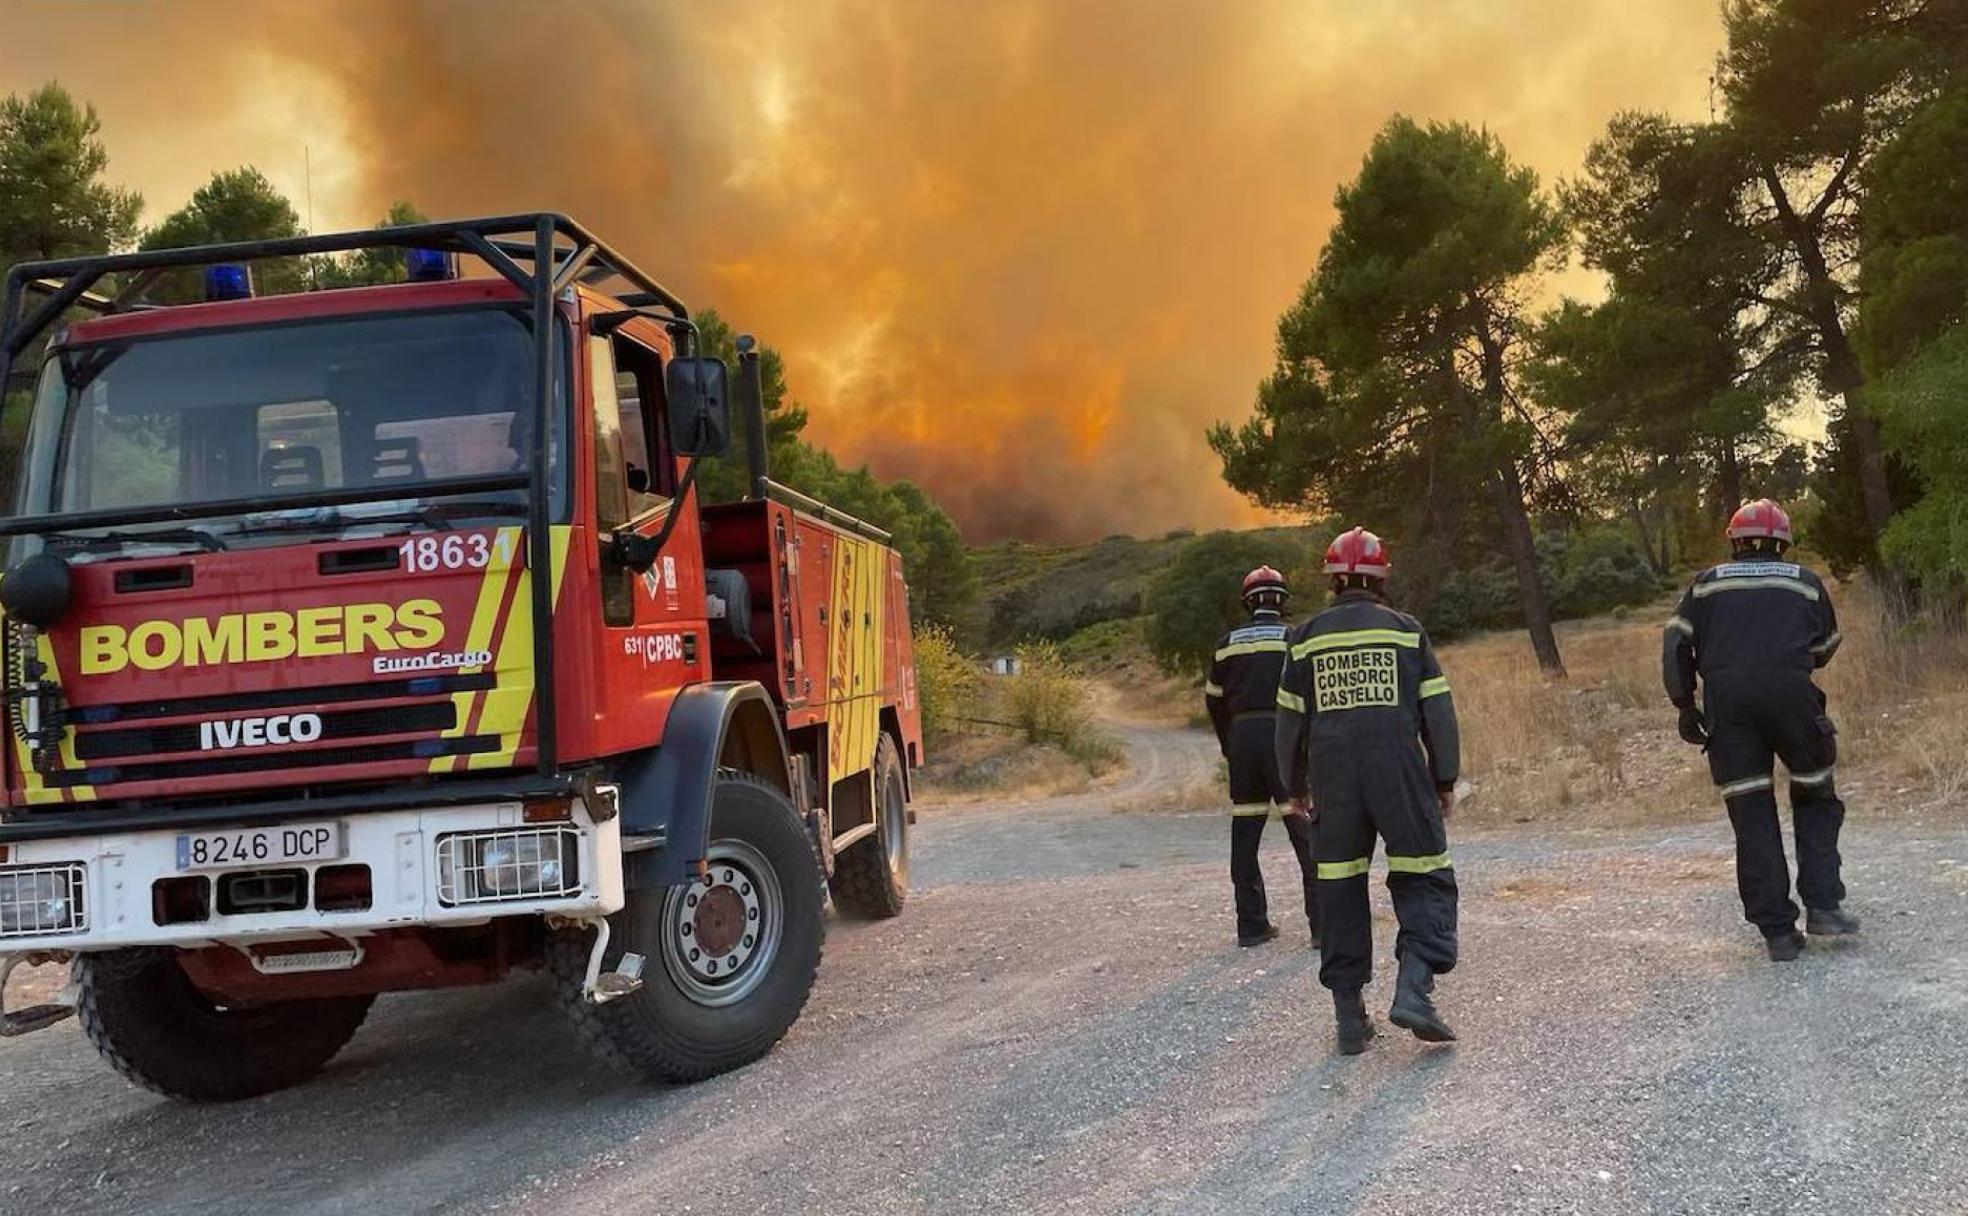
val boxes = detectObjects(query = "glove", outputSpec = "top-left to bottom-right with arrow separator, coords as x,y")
1676,705 -> 1709,747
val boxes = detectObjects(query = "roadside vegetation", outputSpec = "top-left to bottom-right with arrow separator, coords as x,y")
912,629 -> 1123,803
1437,578 -> 1968,826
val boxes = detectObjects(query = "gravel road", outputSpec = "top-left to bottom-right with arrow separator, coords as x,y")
4,723 -> 1966,1216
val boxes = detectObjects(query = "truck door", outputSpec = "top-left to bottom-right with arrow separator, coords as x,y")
583,327 -> 710,755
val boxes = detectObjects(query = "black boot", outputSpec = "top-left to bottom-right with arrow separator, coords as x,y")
1238,923 -> 1280,948
1805,906 -> 1860,936
1388,954 -> 1456,1042
1334,989 -> 1376,1056
1766,929 -> 1807,961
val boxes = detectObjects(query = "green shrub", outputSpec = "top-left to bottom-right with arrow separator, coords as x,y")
1057,616 -> 1145,669
913,623 -> 981,744
1001,642 -> 1120,769
1004,642 -> 1081,745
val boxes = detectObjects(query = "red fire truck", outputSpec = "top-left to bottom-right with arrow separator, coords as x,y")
0,215 -> 922,1101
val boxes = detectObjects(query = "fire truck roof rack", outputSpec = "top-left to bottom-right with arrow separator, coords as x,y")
760,479 -> 893,544
0,212 -> 690,355
0,213 -> 684,781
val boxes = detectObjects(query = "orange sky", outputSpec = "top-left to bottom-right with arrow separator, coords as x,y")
2,0 -> 1724,541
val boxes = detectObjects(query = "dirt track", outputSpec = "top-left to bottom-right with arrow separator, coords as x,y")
4,723 -> 1967,1215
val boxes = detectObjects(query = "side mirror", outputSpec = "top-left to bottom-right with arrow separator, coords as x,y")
665,357 -> 732,458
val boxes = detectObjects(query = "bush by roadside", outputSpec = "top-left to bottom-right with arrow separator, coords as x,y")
1003,642 -> 1125,771
913,623 -> 981,746
912,631 -> 1123,801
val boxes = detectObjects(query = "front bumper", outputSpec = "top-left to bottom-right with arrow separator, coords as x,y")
0,799 -> 624,953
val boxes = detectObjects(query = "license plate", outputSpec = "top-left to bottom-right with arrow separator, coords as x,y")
175,822 -> 344,872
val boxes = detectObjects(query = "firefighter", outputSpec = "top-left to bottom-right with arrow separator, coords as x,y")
1277,528 -> 1460,1054
1205,567 -> 1319,948
1663,499 -> 1857,962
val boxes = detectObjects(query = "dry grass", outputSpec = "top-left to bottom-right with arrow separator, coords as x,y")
1816,593 -> 1968,807
1444,583 -> 1968,826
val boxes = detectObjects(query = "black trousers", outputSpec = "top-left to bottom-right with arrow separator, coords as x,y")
1227,713 -> 1317,939
1705,671 -> 1846,936
1310,740 -> 1457,992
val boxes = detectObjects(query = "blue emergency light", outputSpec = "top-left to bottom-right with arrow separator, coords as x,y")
204,264 -> 254,301
405,247 -> 457,282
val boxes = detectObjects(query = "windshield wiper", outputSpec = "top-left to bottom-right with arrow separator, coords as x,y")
229,507 -> 445,537
43,527 -> 229,553
232,499 -> 529,539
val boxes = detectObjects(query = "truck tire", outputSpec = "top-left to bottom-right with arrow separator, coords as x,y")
551,769 -> 824,1084
829,733 -> 909,918
75,949 -> 373,1103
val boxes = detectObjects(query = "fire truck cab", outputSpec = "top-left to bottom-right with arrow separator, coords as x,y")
0,215 -> 921,1101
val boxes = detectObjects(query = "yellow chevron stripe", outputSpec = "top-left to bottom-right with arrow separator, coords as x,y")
470,525 -> 573,771
430,526 -> 522,774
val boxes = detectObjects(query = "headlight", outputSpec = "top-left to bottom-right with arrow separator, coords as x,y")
0,863 -> 87,937
480,835 -> 563,895
435,829 -> 580,906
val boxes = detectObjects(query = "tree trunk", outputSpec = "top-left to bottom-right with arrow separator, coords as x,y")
1759,163 -> 1896,569
1490,462 -> 1565,676
1626,495 -> 1656,573
1655,498 -> 1674,575
1472,323 -> 1564,675
1717,439 -> 1743,521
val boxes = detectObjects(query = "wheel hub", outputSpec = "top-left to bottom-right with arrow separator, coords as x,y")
661,845 -> 780,1005
692,884 -> 746,957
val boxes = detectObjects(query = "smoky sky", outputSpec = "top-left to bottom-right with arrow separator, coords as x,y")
3,0 -> 1720,541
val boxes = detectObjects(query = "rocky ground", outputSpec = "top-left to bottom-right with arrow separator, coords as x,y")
2,722 -> 1964,1215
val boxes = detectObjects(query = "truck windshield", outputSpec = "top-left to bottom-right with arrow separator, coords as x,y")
13,308 -> 565,537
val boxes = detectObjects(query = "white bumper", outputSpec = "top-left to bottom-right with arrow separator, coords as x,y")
0,800 -> 625,953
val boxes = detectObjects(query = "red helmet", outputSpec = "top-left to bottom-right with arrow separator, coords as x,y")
1324,526 -> 1390,579
1241,566 -> 1289,604
1727,499 -> 1793,545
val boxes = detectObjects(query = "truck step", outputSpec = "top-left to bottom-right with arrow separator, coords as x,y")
592,951 -> 646,1001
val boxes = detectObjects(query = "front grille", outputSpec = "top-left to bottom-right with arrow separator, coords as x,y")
63,673 -> 496,727
45,736 -> 499,788
75,702 -> 458,761
0,862 -> 88,938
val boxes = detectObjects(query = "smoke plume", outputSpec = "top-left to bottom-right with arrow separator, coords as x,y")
2,0 -> 1721,540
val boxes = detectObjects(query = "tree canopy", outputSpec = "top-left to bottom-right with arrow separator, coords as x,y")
1213,117 -> 1570,672
1145,530 -> 1309,676
140,165 -> 306,298
0,82 -> 141,281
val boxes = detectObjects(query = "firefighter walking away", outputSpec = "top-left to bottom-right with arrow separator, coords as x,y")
1277,528 -> 1460,1054
1205,567 -> 1319,948
1664,500 -> 1858,962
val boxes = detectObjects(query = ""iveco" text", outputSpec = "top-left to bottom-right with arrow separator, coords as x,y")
199,713 -> 324,751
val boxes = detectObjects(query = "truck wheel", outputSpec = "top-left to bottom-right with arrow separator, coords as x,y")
829,733 -> 909,918
551,769 -> 824,1084
75,949 -> 373,1103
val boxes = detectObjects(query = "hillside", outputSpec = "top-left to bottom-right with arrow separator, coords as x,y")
970,526 -> 1311,651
